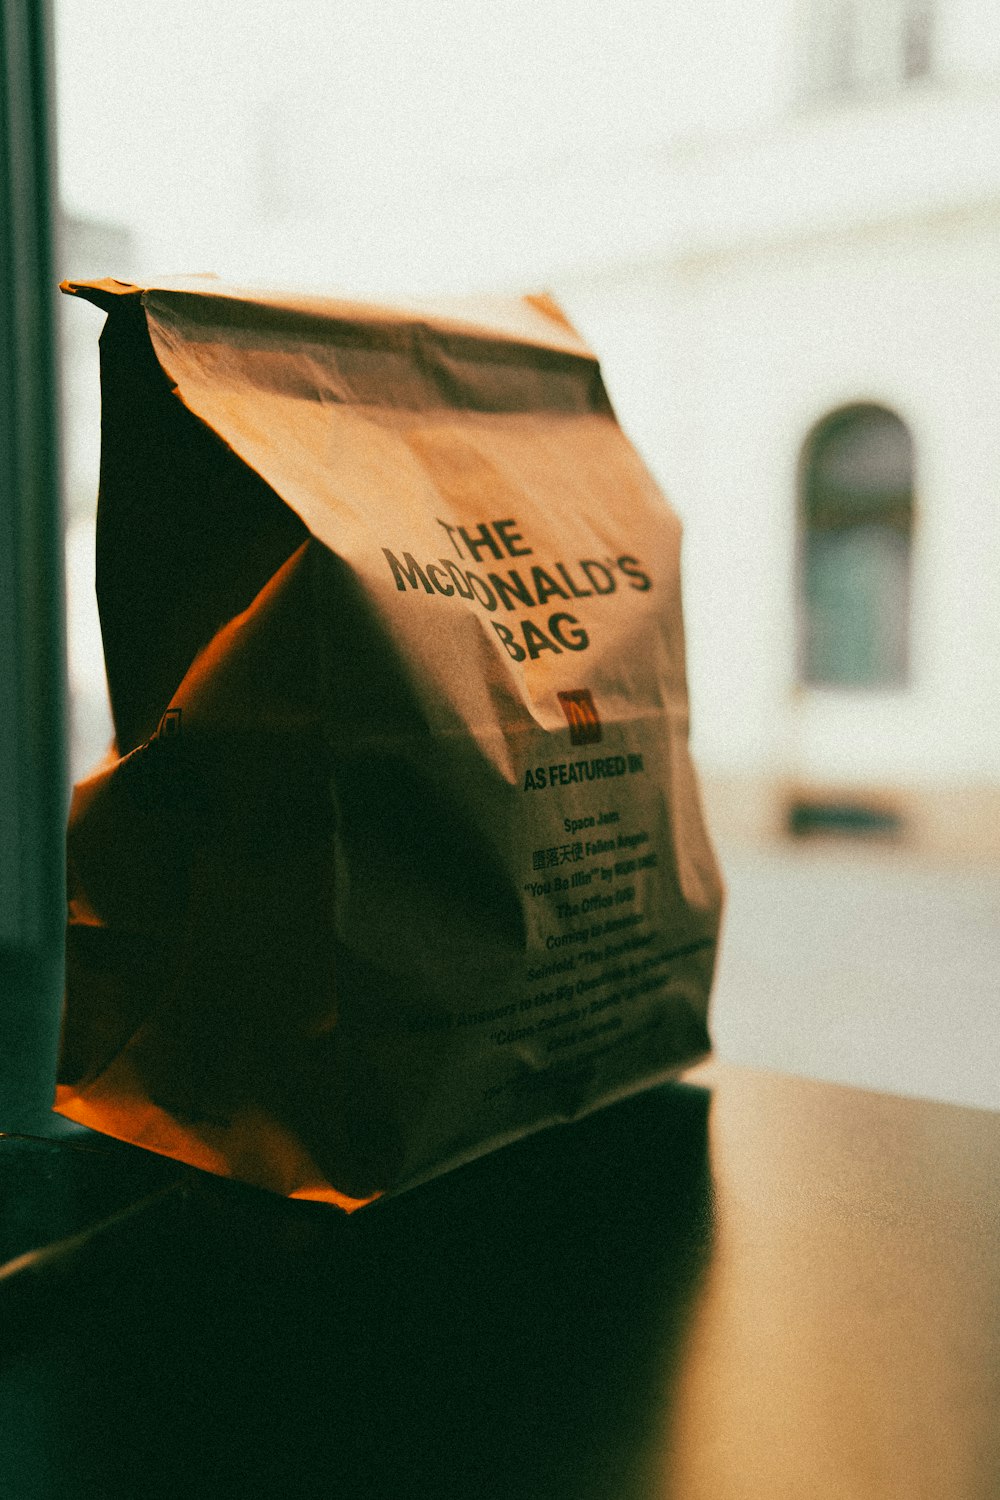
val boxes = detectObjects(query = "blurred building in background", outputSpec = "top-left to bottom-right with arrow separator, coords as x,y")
58,0 -> 1000,857
553,0 -> 1000,857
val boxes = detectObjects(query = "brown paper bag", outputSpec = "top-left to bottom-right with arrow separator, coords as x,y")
57,277 -> 722,1209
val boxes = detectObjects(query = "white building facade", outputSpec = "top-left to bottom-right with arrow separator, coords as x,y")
59,1 -> 1000,851
555,0 -> 1000,854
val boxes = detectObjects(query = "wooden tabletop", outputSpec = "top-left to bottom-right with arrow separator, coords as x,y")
1,1062 -> 997,1498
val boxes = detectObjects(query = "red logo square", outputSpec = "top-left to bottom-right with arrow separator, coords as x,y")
557,689 -> 602,746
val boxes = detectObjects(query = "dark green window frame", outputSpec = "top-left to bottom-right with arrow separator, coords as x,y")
0,0 -> 67,1126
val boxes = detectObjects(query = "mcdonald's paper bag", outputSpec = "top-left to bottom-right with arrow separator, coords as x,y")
56,277 -> 722,1210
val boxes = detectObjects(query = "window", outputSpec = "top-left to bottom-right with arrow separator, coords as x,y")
798,404 -> 914,687
806,0 -> 934,98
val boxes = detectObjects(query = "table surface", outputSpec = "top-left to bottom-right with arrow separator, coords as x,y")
1,1061 -> 997,1500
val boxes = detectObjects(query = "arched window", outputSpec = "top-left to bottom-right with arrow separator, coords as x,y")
798,404 -> 914,687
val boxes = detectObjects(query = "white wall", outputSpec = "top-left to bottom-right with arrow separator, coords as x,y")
940,0 -> 1000,82
562,202 -> 1000,796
